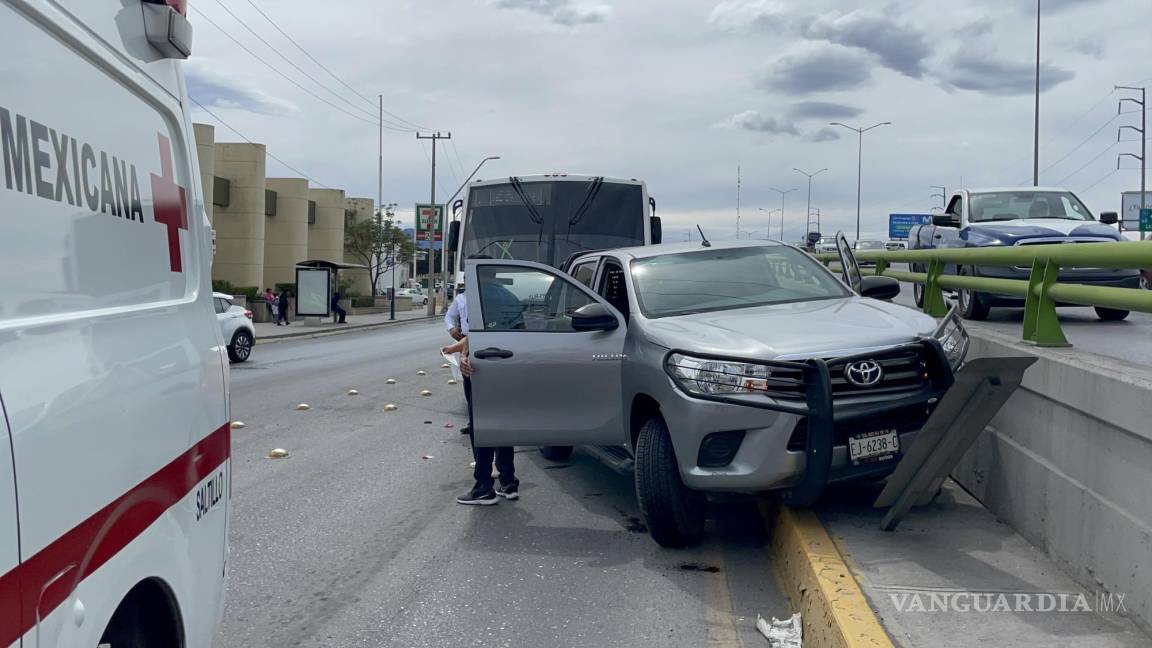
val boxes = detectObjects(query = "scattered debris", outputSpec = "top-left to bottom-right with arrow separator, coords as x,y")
383,404 -> 398,411
386,378 -> 397,384
294,404 -> 311,411
420,390 -> 432,396
678,563 -> 721,573
469,461 -> 476,467
424,420 -> 432,425
447,379 -> 458,385
347,389 -> 360,396
442,363 -> 451,369
268,448 -> 289,459
416,370 -> 427,376
444,423 -> 455,429
421,454 -> 434,460
756,613 -> 801,648
230,421 -> 246,429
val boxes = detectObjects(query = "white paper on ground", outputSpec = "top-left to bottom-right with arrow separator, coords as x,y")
441,351 -> 463,382
756,613 -> 802,647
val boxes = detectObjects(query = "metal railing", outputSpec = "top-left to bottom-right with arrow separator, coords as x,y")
816,241 -> 1152,347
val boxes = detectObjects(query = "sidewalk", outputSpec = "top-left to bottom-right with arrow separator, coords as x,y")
255,308 -> 435,343
816,480 -> 1149,647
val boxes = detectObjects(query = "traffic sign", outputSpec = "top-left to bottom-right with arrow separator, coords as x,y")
1141,208 -> 1151,233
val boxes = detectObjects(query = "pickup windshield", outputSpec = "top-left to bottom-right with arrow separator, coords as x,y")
969,191 -> 1093,222
630,246 -> 850,318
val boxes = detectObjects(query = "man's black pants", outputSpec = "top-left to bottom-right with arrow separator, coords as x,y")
464,375 -> 517,492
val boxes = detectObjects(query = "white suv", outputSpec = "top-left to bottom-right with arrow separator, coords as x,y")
214,293 -> 255,362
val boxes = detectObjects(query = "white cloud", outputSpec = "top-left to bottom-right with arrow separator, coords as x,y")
492,0 -> 612,25
716,110 -> 799,135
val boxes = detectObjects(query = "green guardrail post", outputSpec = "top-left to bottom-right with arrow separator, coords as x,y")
922,259 -> 949,317
875,258 -> 889,276
1022,258 -> 1069,347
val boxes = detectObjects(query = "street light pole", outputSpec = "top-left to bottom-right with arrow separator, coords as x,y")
768,187 -> 797,241
793,168 -> 828,237
830,121 -> 892,241
1033,0 -> 1041,186
438,155 -> 501,311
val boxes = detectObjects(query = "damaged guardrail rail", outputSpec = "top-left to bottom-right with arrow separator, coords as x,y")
817,241 -> 1152,347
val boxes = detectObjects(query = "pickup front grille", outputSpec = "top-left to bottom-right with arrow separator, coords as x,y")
762,346 -> 930,401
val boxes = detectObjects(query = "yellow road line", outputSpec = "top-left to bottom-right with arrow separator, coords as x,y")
767,502 -> 895,648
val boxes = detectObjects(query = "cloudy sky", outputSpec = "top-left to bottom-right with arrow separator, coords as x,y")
187,0 -> 1151,243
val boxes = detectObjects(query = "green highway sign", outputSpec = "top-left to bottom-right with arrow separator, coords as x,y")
1141,208 -> 1151,233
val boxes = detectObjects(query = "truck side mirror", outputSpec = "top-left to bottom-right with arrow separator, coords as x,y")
1099,211 -> 1119,225
932,213 -> 960,227
650,216 -> 662,244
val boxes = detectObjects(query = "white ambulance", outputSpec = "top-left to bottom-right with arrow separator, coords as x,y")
0,1 -> 229,646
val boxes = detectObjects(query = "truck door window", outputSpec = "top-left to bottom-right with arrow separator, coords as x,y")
945,197 -> 962,217
597,261 -> 630,323
476,265 -> 594,332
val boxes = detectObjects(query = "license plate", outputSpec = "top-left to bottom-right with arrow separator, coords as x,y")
848,429 -> 900,464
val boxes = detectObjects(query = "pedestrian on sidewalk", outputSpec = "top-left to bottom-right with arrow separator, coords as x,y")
442,335 -> 519,506
332,290 -> 347,324
277,289 -> 291,326
264,288 -> 276,322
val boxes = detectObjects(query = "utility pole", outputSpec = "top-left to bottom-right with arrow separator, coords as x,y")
930,185 -> 947,211
379,94 -> 394,321
809,208 -> 821,235
830,121 -> 891,241
1033,0 -> 1041,186
768,187 -> 797,241
1117,86 -> 1147,240
417,131 -> 451,315
794,168 -> 828,237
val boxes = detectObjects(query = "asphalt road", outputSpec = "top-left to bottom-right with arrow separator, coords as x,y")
217,321 -> 788,648
888,275 -> 1152,365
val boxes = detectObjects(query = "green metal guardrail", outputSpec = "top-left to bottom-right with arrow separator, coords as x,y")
816,241 -> 1152,347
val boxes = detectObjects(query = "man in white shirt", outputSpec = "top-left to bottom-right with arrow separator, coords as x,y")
444,290 -> 467,341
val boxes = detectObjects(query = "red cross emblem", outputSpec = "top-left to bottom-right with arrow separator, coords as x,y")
151,134 -> 188,273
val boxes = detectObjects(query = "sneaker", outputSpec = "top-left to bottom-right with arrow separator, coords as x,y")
456,488 -> 498,506
496,483 -> 520,501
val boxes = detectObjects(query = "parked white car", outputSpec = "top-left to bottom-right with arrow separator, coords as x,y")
214,292 -> 255,362
398,288 -> 429,305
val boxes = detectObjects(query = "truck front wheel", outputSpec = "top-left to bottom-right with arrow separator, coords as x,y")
958,266 -> 990,320
635,416 -> 706,548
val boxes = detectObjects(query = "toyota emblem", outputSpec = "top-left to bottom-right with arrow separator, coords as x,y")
844,360 -> 884,387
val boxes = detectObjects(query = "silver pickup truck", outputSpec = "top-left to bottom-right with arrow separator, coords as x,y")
463,234 -> 967,547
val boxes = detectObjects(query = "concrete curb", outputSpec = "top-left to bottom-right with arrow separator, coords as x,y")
766,502 -> 895,648
254,316 -> 439,345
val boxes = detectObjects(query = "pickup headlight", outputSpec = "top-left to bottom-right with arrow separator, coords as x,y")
666,353 -> 772,396
932,306 -> 970,370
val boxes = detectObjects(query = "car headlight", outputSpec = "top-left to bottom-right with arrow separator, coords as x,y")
666,353 -> 773,396
932,306 -> 970,370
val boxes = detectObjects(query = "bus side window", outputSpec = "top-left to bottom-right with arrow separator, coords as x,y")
570,261 -> 597,288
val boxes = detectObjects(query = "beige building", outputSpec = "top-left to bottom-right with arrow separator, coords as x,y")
194,122 -> 377,294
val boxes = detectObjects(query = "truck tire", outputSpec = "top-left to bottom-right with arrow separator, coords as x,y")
958,266 -> 990,321
912,264 -> 925,308
635,416 -> 706,548
539,445 -> 574,461
228,330 -> 253,363
1095,307 -> 1130,321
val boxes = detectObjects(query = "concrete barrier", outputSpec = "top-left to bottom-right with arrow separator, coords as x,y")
953,326 -> 1152,634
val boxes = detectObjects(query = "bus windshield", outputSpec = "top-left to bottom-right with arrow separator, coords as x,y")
461,180 -> 644,268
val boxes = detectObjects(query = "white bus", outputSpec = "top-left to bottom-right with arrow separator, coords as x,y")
447,174 -> 660,288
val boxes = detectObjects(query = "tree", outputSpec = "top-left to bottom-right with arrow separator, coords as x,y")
344,203 -> 415,297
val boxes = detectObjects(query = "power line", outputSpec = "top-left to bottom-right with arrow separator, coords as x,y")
1080,168 -> 1117,193
190,97 -> 330,188
450,139 -> 468,181
1055,140 -> 1117,186
243,0 -> 429,131
193,9 -> 410,130
204,0 -> 395,126
1039,112 -> 1121,176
